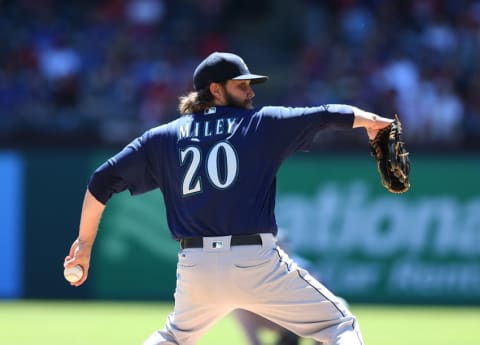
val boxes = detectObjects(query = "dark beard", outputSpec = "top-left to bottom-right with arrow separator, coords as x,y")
224,90 -> 253,109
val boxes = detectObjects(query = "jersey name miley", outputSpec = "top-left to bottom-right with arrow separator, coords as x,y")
178,117 -> 240,140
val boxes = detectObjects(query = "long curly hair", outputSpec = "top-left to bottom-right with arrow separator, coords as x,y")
178,85 -> 219,115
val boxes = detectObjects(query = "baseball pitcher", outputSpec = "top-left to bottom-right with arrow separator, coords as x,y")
64,52 -> 401,345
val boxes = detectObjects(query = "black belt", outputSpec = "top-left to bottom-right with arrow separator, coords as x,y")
180,234 -> 262,249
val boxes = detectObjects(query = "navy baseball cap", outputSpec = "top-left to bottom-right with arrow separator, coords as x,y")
193,52 -> 268,90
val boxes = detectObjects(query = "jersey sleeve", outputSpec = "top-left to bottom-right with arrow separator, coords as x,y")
88,131 -> 158,204
257,104 -> 354,154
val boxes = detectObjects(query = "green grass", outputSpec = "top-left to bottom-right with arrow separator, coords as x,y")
0,301 -> 479,345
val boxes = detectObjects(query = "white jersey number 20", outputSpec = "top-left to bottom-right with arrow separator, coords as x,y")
180,141 -> 238,196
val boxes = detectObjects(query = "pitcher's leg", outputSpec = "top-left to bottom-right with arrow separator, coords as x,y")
252,248 -> 364,345
144,248 -> 231,345
143,303 -> 230,345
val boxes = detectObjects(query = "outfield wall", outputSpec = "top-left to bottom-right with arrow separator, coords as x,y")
1,150 -> 479,304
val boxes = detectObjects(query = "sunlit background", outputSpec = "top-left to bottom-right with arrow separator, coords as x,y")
0,1 -> 479,344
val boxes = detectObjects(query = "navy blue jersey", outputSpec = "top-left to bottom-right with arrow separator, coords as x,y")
88,105 -> 354,239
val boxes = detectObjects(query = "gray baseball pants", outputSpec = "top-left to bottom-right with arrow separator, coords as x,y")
143,233 -> 363,345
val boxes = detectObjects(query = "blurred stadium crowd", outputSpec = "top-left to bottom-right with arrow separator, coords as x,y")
1,0 -> 479,149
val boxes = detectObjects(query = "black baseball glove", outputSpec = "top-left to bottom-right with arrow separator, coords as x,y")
369,115 -> 410,193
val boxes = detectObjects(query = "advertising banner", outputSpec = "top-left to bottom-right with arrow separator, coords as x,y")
23,151 -> 92,299
275,155 -> 480,304
0,152 -> 24,298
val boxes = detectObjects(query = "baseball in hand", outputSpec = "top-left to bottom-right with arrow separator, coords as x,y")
64,265 -> 83,283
